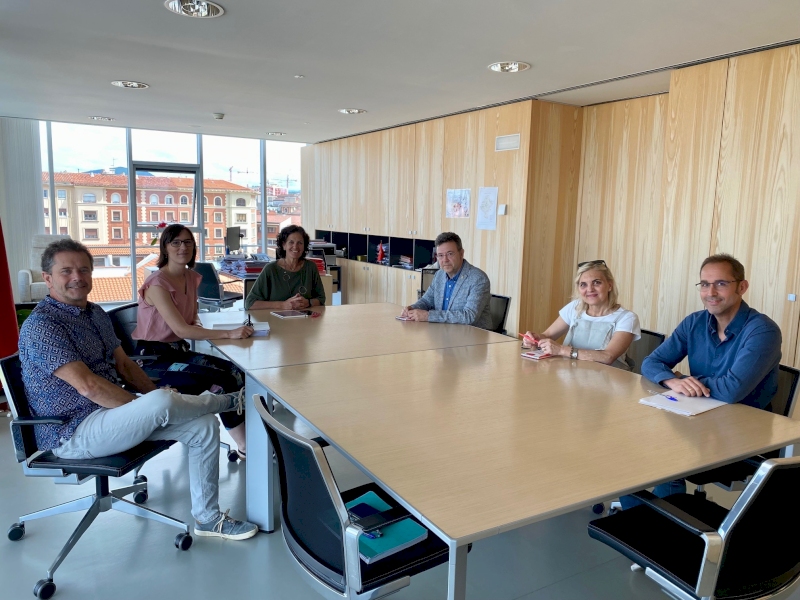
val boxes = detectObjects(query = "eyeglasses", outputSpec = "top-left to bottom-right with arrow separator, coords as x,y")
169,239 -> 195,248
436,251 -> 459,261
695,280 -> 739,290
578,260 -> 606,268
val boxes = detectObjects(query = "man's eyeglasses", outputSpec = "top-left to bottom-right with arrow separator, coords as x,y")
578,260 -> 606,268
695,280 -> 739,290
436,251 -> 458,261
169,239 -> 195,248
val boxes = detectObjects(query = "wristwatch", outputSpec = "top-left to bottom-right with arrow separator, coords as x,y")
569,347 -> 579,360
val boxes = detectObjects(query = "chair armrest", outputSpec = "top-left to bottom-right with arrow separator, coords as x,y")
310,436 -> 329,448
352,506 -> 411,533
18,269 -> 33,303
630,491 -> 716,535
129,355 -> 159,362
12,416 -> 67,426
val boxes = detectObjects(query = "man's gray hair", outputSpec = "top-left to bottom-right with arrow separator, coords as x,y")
41,239 -> 94,274
434,231 -> 463,251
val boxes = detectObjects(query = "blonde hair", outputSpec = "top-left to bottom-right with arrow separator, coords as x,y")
572,262 -> 620,316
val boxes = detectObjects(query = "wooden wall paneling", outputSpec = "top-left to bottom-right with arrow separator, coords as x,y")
414,119 -> 444,240
388,125 -> 416,238
334,138 -> 350,231
519,100 -> 583,335
405,271 -> 420,306
347,259 -> 367,304
386,266 -> 405,305
337,257 -> 349,304
365,131 -> 387,235
329,140 -> 341,230
573,95 -> 667,332
710,46 -> 800,366
300,145 -> 316,234
349,135 -> 367,233
655,60 -> 729,338
441,111 -> 479,252
317,143 -> 332,230
366,264 -> 388,303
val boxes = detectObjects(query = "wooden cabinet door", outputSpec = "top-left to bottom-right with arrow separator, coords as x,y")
404,272 -> 421,306
365,131 -> 388,235
365,264 -> 388,304
386,267 -> 406,305
348,136 -> 368,233
337,259 -> 348,304
300,145 -> 317,234
414,119 -> 444,240
387,125 -> 416,238
332,138 -> 349,231
316,143 -> 332,230
347,260 -> 367,304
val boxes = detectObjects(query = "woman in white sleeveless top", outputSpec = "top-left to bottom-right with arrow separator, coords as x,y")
522,260 -> 641,370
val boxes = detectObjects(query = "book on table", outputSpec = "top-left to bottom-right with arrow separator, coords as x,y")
639,392 -> 726,416
520,350 -> 553,360
211,321 -> 270,332
344,491 -> 428,564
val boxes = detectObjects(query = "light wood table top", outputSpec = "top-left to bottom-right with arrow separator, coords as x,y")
250,342 -> 800,543
199,302 -> 510,371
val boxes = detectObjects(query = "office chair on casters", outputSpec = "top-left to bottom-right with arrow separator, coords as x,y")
106,303 -> 240,464
627,329 -> 666,375
194,262 -> 243,311
254,395 -> 452,599
589,456 -> 800,600
0,354 -> 192,599
488,294 -> 511,335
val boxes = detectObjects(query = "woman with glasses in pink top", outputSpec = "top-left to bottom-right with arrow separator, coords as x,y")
132,224 -> 253,459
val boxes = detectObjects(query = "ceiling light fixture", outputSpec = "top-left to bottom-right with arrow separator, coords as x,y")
267,132 -> 286,136
339,108 -> 367,115
488,61 -> 531,73
164,0 -> 224,18
294,75 -> 305,79
111,80 -> 149,89
88,116 -> 115,121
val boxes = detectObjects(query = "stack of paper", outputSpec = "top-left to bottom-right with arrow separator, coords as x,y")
639,392 -> 726,417
211,321 -> 270,332
521,350 -> 553,361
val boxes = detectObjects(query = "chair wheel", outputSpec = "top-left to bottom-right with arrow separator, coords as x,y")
34,578 -> 56,599
133,475 -> 147,485
7,522 -> 25,541
175,533 -> 193,551
591,503 -> 605,515
133,490 -> 148,504
227,449 -> 239,462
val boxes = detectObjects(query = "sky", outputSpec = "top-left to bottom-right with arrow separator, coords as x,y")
40,122 -> 303,190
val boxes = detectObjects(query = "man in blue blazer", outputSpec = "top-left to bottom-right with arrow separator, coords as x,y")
400,232 -> 492,329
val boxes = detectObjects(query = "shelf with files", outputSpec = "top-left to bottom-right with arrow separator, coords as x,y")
367,235 -> 390,266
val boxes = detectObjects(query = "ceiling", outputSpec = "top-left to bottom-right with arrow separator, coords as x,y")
1,0 -> 798,144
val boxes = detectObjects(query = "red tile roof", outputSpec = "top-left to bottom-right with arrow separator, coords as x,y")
45,172 -> 253,192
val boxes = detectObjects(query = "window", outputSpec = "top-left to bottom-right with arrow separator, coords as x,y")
112,228 -> 122,239
240,229 -> 247,238
58,208 -> 67,217
150,211 -> 159,221
83,193 -> 96,203
111,256 -> 122,267
149,194 -> 159,205
111,193 -> 121,204
235,213 -> 247,223
166,211 -> 175,221
214,213 -> 223,222
165,195 -> 174,205
57,190 -> 66,200
111,210 -> 121,221
84,228 -> 98,239
268,239 -> 276,247
267,225 -> 277,233
214,228 -> 223,238
235,198 -> 246,207
214,196 -> 222,206
204,212 -> 209,222
44,227 -> 50,234
43,189 -> 48,199
204,228 -> 209,237
44,207 -> 49,216
83,210 -> 98,221
180,195 -> 188,205
180,211 -> 189,222
203,196 -> 208,205
59,227 -> 68,235
93,257 -> 105,267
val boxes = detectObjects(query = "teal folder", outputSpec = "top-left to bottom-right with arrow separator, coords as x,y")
345,491 -> 428,564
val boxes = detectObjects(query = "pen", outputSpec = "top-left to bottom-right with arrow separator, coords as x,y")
518,332 -> 537,343
661,393 -> 679,402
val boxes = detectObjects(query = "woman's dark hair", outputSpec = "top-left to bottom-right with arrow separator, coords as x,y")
276,225 -> 309,260
157,224 -> 197,269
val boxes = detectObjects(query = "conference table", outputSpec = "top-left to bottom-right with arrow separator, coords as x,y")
201,304 -> 800,600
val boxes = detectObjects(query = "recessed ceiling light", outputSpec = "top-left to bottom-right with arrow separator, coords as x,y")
111,80 -> 149,89
267,132 -> 286,136
339,108 -> 367,115
164,0 -> 224,18
294,75 -> 305,79
488,61 -> 531,73
88,116 -> 115,121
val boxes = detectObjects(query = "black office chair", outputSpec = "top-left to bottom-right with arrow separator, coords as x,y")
488,294 -> 511,335
417,267 -> 437,299
255,395 -> 452,599
627,328 -> 666,375
1,354 -> 191,599
106,303 -> 239,463
194,262 -> 243,310
588,456 -> 800,600
688,364 -> 800,498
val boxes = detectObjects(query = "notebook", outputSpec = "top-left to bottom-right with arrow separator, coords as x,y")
521,350 -> 553,360
344,491 -> 428,564
211,321 -> 270,332
639,392 -> 726,417
270,310 -> 313,319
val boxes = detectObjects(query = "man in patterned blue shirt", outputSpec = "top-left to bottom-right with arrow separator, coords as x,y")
18,239 -> 256,541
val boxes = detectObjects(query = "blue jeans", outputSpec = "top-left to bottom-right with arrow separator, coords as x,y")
619,479 -> 687,510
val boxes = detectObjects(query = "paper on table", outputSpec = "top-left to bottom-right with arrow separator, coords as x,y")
639,392 -> 726,417
211,321 -> 270,332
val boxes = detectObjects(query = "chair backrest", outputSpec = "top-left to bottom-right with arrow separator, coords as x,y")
488,294 -> 511,334
194,263 -> 223,300
0,354 -> 39,461
106,303 -> 139,356
420,268 -> 437,293
627,329 -> 666,375
715,458 -> 800,597
772,365 -> 800,418
259,402 -> 347,591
